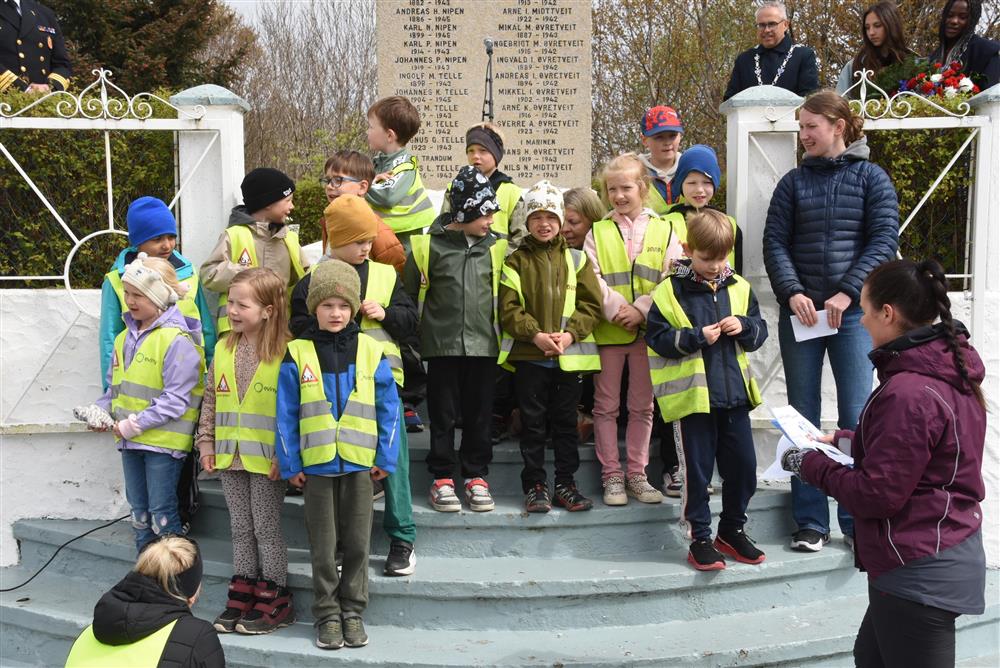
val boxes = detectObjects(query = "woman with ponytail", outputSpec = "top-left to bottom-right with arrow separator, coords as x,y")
781,259 -> 987,667
764,90 -> 900,553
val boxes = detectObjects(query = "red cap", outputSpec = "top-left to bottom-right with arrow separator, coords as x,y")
642,106 -> 684,137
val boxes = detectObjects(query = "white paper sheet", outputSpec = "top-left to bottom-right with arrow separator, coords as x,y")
790,310 -> 839,342
765,406 -> 856,477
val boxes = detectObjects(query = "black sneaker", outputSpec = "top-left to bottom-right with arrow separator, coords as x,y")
715,528 -> 766,564
687,539 -> 726,571
790,528 -> 830,552
524,482 -> 551,513
372,478 -> 385,501
553,483 -> 593,512
384,540 -> 416,576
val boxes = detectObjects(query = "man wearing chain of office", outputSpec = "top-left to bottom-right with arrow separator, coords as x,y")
724,1 -> 818,101
1,0 -> 71,94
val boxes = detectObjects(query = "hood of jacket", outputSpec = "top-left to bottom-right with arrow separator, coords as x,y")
428,213 -> 500,248
111,248 -> 194,281
801,136 -> 870,170
870,322 -> 985,394
227,205 -> 290,237
92,571 -> 191,645
123,303 -> 204,347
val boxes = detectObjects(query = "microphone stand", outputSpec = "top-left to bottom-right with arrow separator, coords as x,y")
482,40 -> 494,122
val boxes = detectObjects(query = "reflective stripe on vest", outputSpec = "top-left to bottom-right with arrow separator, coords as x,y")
591,217 -> 674,345
107,269 -> 202,323
287,335 -> 382,467
498,248 -> 600,373
360,260 -> 404,386
110,328 -> 205,452
663,209 -> 739,269
65,620 -> 177,668
369,157 -> 436,234
647,275 -> 762,423
216,226 -> 305,334
212,340 -> 282,474
410,234 -> 508,352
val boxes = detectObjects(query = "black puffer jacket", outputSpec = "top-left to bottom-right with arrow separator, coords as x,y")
91,571 -> 224,668
763,138 -> 899,308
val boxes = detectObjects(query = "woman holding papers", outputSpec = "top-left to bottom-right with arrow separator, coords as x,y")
763,90 -> 899,552
781,259 -> 986,668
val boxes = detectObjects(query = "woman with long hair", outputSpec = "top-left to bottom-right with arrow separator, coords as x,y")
837,2 -> 917,93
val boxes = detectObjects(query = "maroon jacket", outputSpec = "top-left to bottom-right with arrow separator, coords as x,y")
800,324 -> 986,580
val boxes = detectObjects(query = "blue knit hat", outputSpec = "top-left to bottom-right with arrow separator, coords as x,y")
670,145 -> 721,202
126,197 -> 177,247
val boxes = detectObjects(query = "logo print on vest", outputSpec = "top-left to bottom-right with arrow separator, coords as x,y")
216,374 -> 231,393
237,248 -> 252,266
112,349 -> 120,368
300,364 -> 319,384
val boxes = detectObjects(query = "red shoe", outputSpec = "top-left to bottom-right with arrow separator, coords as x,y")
235,579 -> 296,634
213,574 -> 255,632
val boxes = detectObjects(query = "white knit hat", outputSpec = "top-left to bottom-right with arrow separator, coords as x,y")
522,180 -> 564,225
121,253 -> 182,310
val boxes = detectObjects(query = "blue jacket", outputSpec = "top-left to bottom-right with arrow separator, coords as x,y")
763,138 -> 899,308
645,264 -> 768,410
99,248 -> 216,390
275,322 -> 400,478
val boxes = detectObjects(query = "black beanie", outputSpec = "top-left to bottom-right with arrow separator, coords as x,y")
466,126 -> 505,165
242,168 -> 295,213
448,166 -> 500,224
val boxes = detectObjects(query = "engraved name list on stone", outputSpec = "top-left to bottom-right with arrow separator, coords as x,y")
376,0 -> 592,189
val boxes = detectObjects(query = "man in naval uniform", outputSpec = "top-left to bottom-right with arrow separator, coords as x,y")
1,0 -> 71,93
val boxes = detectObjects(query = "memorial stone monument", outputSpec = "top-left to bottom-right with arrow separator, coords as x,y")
376,0 -> 592,189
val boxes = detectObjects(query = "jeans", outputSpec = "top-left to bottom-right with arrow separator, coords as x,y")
778,304 -> 872,537
121,448 -> 185,553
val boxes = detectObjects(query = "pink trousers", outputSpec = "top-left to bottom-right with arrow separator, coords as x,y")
592,338 -> 654,481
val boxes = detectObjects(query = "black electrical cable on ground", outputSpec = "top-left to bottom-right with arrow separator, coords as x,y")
0,514 -> 129,593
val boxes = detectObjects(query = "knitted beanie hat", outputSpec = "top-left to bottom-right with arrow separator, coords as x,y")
466,125 -> 505,165
324,196 -> 379,248
522,180 -> 564,226
670,144 -> 721,198
448,166 -> 500,224
126,197 -> 177,247
241,167 -> 295,213
121,253 -> 183,310
307,258 -> 361,317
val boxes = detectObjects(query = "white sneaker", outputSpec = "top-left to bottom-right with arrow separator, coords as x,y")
429,479 -> 461,512
465,478 -> 495,512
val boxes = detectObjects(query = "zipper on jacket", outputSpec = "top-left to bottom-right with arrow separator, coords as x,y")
332,343 -> 344,474
713,290 -> 732,406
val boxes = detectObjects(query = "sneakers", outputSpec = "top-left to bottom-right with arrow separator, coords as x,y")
602,475 -> 628,506
315,619 -> 344,649
213,574 -> 255,633
384,540 -> 416,577
626,475 -> 663,504
662,467 -> 682,498
688,539 -> 726,571
790,528 -> 830,552
524,482 -> 552,513
342,616 -> 369,648
553,483 -> 593,512
372,478 -> 385,501
715,528 -> 766,565
403,405 -> 424,433
429,479 -> 461,512
235,579 -> 296,634
465,478 -> 495,512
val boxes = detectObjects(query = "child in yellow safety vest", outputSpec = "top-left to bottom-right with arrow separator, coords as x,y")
584,153 -> 684,508
200,167 -> 311,336
196,268 -> 295,635
79,255 -> 204,554
289,196 -> 419,578
99,196 -> 215,390
276,259 -> 400,650
498,181 -> 603,513
645,209 -> 768,572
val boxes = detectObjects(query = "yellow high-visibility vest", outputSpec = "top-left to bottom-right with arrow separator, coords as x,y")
662,208 -> 740,269
65,620 -> 177,667
110,328 -> 205,453
106,269 -> 201,323
286,335 -> 382,468
498,248 -> 601,373
369,156 -> 436,234
216,225 -> 305,334
647,275 -> 762,423
591,217 -> 678,345
212,340 -> 283,474
359,260 -> 404,386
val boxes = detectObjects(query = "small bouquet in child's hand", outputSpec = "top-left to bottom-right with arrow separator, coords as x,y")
73,404 -> 115,431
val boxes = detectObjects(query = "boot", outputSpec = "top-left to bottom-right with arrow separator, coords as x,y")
235,578 -> 296,634
213,574 -> 255,633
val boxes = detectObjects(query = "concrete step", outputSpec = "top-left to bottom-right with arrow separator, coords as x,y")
196,481 -> 802,558
3,567 -> 997,667
12,518 -> 863,631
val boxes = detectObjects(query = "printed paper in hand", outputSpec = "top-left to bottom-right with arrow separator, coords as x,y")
768,405 -> 855,471
790,310 -> 838,342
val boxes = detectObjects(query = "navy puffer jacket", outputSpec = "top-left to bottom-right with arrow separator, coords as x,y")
763,138 -> 899,307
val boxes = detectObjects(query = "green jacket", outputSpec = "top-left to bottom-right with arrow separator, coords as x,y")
499,235 -> 603,363
403,216 -> 501,358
